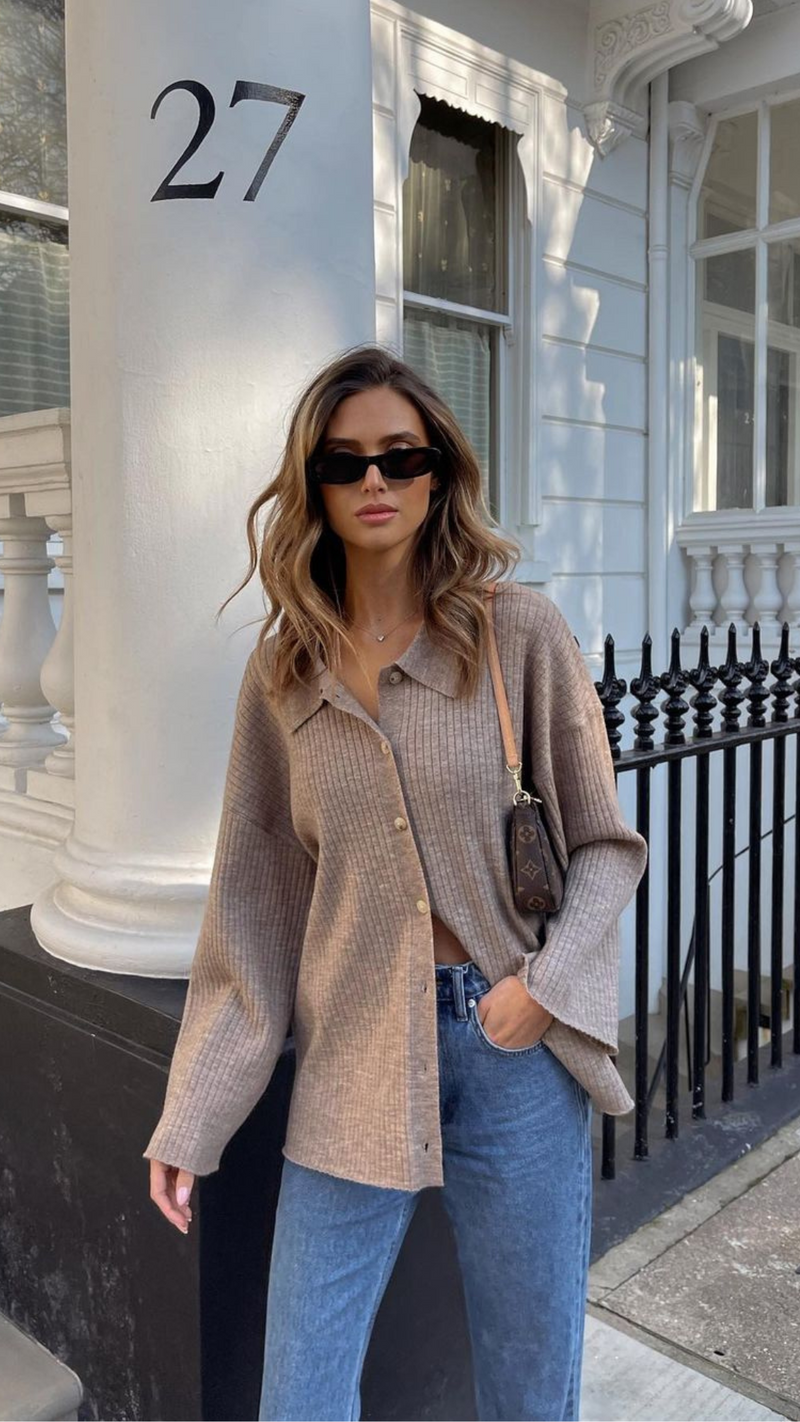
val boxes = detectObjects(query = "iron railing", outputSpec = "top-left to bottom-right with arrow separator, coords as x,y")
598,620 -> 800,1180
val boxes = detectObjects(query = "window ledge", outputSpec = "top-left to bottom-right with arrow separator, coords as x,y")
677,508 -> 800,547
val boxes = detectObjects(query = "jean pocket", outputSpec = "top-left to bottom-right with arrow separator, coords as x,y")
467,995 -> 547,1056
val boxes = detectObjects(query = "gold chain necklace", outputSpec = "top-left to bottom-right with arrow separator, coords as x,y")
346,605 -> 422,643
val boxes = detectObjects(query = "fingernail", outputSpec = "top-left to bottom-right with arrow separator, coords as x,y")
177,1186 -> 189,1205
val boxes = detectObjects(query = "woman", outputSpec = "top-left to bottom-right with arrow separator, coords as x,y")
143,343 -> 648,1421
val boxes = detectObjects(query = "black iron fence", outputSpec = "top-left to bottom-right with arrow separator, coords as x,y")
598,619 -> 800,1181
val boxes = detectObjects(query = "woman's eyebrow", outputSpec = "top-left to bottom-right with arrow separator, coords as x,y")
322,430 -> 422,449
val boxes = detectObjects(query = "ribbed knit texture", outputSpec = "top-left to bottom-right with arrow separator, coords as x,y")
142,582 -> 647,1190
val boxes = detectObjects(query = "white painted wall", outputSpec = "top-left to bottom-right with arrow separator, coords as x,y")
535,97 -> 648,660
398,0 -> 649,665
410,0 -> 591,97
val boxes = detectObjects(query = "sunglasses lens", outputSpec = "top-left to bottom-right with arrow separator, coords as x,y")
312,453 -> 362,484
383,447 -> 435,479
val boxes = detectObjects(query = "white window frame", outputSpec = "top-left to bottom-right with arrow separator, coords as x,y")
687,92 -> 800,517
370,0 -> 559,566
698,300 -> 800,510
401,103 -> 514,520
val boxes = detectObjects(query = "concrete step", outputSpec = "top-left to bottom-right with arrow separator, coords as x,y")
0,1312 -> 83,1422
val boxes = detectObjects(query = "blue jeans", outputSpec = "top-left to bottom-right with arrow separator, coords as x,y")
259,960 -> 593,1422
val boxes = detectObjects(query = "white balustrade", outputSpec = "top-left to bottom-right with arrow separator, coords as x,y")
677,515 -> 800,644
0,509 -> 64,771
29,506 -> 75,798
0,408 -> 74,837
784,538 -> 800,627
686,544 -> 716,629
716,545 -> 750,633
749,541 -> 784,641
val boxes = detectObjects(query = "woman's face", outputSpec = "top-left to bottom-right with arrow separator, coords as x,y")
315,386 -> 439,558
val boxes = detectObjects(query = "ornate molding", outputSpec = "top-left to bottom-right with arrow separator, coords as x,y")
585,0 -> 753,155
668,99 -> 709,186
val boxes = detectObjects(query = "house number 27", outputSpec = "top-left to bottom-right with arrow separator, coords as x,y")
149,79 -> 305,202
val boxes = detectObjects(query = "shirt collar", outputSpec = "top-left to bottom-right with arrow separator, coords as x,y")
281,618 -> 462,733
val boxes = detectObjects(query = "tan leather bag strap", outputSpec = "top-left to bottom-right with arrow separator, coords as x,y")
483,581 -> 540,806
483,581 -> 518,768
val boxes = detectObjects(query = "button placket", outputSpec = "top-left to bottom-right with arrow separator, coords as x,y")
373,704 -> 437,1177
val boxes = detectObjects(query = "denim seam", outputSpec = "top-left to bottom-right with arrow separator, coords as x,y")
564,1101 -> 592,1419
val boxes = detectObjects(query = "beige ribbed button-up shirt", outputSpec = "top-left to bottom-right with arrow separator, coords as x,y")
143,581 -> 648,1191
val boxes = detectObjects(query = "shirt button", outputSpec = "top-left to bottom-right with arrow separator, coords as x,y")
394,816 -> 408,831
421,982 -> 428,992
380,741 -> 391,755
389,669 -> 403,684
416,899 -> 427,913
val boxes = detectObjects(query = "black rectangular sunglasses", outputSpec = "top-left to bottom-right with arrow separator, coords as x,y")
307,446 -> 442,485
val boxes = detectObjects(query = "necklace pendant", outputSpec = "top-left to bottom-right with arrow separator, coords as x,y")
377,634 -> 386,642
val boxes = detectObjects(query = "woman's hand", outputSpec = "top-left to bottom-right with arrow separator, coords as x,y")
149,1159 -> 195,1234
477,976 -> 554,1049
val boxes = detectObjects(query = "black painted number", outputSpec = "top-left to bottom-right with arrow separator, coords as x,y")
150,78 -> 305,202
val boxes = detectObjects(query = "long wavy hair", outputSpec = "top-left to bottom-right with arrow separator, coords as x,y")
217,342 -> 523,701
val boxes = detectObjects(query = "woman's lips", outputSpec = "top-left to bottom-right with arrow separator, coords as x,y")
356,510 -> 398,523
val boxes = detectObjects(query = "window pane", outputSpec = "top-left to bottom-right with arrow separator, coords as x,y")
766,346 -> 789,507
765,237 -> 800,506
403,93 -> 504,313
716,333 -> 754,508
698,111 -> 757,239
704,241 -> 755,314
0,0 -> 66,207
402,306 -> 493,506
769,98 -> 800,226
766,238 -> 800,326
696,249 -> 755,510
0,214 -> 69,415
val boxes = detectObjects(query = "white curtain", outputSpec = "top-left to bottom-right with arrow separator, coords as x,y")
0,218 -> 69,415
403,307 -> 492,497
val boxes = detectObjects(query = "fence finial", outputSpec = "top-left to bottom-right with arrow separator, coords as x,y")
770,623 -> 792,725
659,627 -> 689,745
596,633 -> 626,760
741,623 -> 769,729
630,632 -> 659,752
717,623 -> 744,733
687,625 -> 717,739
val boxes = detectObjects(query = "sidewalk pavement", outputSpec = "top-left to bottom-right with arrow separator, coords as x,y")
581,1116 -> 800,1421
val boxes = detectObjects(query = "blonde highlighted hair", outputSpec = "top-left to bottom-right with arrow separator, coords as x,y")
218,342 -> 523,700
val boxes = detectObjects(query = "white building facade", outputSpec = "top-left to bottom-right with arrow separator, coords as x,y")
1,0 -> 797,1041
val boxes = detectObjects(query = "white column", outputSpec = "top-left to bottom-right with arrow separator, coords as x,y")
32,0 -> 376,972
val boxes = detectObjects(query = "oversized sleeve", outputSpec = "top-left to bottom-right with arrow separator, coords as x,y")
515,600 -> 648,1055
142,646 -> 316,1176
